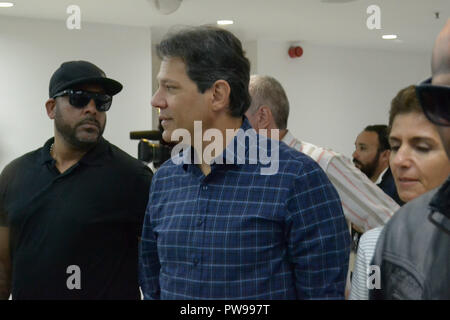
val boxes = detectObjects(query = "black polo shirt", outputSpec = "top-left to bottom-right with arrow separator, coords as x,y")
0,137 -> 152,299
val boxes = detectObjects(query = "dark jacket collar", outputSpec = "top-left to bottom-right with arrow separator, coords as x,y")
429,177 -> 450,218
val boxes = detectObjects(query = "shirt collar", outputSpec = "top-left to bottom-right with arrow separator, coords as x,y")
281,130 -> 296,146
180,116 -> 253,171
375,167 -> 389,185
40,137 -> 110,166
40,138 -> 55,165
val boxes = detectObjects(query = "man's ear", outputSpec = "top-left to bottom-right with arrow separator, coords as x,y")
210,80 -> 231,112
381,149 -> 390,165
45,99 -> 57,119
257,106 -> 273,130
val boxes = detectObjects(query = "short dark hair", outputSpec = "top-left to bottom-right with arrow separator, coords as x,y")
248,75 -> 290,130
156,25 -> 251,117
389,85 -> 422,129
364,124 -> 390,151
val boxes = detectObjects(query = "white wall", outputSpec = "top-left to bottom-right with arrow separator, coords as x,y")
243,41 -> 258,76
254,40 -> 431,158
0,16 -> 152,171
151,44 -> 161,130
1,16 -> 433,170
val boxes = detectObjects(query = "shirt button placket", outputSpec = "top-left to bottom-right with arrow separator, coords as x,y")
199,184 -> 208,227
193,183 -> 208,273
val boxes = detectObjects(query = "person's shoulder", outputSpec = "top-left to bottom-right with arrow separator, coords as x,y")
278,139 -> 326,175
385,188 -> 437,233
282,135 -> 340,171
359,226 -> 383,249
378,188 -> 439,262
104,140 -> 152,175
1,146 -> 43,177
151,153 -> 184,180
299,140 -> 339,158
373,189 -> 442,299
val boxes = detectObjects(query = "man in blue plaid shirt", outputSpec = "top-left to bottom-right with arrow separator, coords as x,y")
139,25 -> 351,299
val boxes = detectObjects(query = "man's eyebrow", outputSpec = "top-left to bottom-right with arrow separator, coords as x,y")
157,78 -> 178,85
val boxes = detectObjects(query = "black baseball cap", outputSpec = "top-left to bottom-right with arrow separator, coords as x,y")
49,60 -> 123,98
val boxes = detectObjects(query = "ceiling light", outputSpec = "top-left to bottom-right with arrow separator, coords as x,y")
217,20 -> 234,26
0,2 -> 14,7
382,34 -> 398,40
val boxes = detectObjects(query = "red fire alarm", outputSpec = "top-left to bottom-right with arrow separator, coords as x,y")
289,46 -> 303,58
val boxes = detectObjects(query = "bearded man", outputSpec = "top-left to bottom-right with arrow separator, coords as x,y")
0,61 -> 152,299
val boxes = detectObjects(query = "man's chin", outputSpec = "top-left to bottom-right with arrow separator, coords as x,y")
72,134 -> 101,150
162,130 -> 174,143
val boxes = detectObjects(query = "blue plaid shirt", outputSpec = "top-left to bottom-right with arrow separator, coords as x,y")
140,119 -> 350,299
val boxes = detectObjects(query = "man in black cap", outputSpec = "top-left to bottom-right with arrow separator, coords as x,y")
0,61 -> 152,299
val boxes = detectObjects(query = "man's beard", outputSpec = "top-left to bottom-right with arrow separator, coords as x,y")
353,151 -> 380,180
54,107 -> 105,151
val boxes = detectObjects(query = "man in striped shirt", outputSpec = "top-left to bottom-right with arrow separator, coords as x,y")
245,75 -> 400,297
246,75 -> 399,233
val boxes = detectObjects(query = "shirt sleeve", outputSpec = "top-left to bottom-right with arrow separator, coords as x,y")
369,226 -> 387,300
139,179 -> 161,300
326,155 -> 399,232
349,228 -> 383,300
286,162 -> 351,299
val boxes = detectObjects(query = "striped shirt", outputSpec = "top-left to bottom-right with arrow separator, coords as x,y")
282,132 -> 399,232
349,227 -> 383,300
139,119 -> 351,300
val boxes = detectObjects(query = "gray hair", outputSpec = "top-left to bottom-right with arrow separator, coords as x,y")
248,75 -> 289,129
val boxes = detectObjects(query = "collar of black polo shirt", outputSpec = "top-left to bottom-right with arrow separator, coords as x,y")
40,137 -> 111,167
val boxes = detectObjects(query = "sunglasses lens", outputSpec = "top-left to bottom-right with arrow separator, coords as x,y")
418,86 -> 450,126
68,92 -> 112,112
69,92 -> 91,108
95,96 -> 112,111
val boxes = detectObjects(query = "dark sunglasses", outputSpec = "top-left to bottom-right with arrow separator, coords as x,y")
52,89 -> 113,112
415,78 -> 450,127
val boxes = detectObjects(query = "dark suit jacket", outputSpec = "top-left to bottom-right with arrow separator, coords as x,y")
377,167 -> 404,206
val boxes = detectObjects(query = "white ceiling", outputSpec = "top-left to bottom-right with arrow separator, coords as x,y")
1,0 -> 449,51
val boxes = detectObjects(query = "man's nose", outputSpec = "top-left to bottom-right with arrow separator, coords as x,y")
151,88 -> 167,109
84,98 -> 98,114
